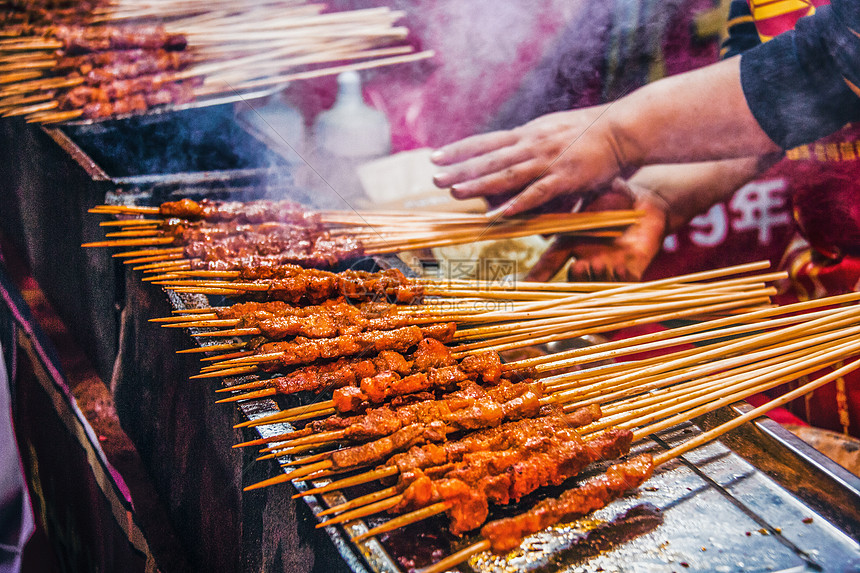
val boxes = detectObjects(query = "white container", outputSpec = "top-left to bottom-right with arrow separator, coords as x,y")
311,71 -> 391,203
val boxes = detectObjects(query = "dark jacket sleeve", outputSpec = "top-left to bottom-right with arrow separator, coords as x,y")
740,0 -> 860,148
721,0 -> 761,59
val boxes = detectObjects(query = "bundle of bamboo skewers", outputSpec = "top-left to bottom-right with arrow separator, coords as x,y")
87,197 -> 860,570
85,198 -> 642,273
0,0 -> 432,123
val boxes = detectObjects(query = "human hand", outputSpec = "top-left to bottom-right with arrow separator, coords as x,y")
524,179 -> 669,282
431,106 -> 627,217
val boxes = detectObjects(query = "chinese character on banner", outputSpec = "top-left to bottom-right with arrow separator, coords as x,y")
729,179 -> 790,244
689,203 -> 729,247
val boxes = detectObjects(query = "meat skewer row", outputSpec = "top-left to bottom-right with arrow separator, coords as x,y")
280,406 -> 600,499
475,454 -> 654,553
53,49 -> 194,78
0,24 -> 187,53
194,323 -> 455,378
154,299 -> 414,327
247,388 -> 592,496
207,278 -> 848,428
245,380 -> 546,470
214,295 -> 823,409
88,200 -> 639,266
157,269 -> 799,359
92,198 -> 613,229
87,225 -> 369,270
6,75 -> 201,120
93,198 -> 323,225
301,407 -> 602,508
195,280 -> 779,380
166,298 -> 444,342
217,339 -> 516,409
236,353 -> 534,453
59,79 -> 197,119
156,282 -> 778,363
315,426 -> 633,537
22,50 -> 439,123
162,266 -> 422,307
267,380 -> 542,450
1,70 -> 194,122
196,290 -> 809,426
1,49 -> 196,106
418,359 -> 860,571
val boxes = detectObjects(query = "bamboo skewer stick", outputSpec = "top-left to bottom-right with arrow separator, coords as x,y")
650,357 -> 860,462
449,292 -> 775,358
352,502 -> 452,541
298,467 -> 399,500
513,292 -> 860,370
475,261 -> 771,319
312,495 -> 406,528
545,305 -> 860,403
608,337 -> 860,437
197,49 -> 434,95
314,485 -> 400,517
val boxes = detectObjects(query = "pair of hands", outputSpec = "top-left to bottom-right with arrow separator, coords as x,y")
430,107 -> 666,280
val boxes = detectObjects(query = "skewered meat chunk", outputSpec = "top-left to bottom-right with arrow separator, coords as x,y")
387,408 -> 602,475
411,338 -> 457,370
481,454 -> 655,552
53,24 -> 187,53
329,421 -> 452,469
309,382 -> 542,439
158,198 -> 324,225
270,349 -> 412,396
229,302 -> 417,340
325,398 -> 587,473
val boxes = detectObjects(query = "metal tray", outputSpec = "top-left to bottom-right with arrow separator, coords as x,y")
44,102 -> 294,189
165,280 -> 860,573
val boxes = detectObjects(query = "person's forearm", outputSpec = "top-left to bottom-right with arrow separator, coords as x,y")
608,57 -> 782,168
629,154 -> 781,233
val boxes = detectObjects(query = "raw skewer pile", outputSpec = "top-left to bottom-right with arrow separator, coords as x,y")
85,198 -> 641,271
0,1 -> 432,123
